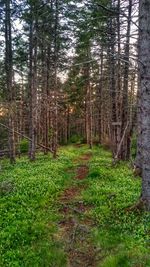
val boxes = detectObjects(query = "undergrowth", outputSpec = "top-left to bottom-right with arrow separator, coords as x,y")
0,145 -> 149,267
0,146 -> 85,267
83,146 -> 150,267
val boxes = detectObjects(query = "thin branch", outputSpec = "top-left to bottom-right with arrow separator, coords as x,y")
97,3 -> 141,30
0,122 -> 54,154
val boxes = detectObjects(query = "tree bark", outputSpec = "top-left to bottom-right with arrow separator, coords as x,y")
53,0 -> 59,158
120,0 -> 132,160
108,6 -> 117,155
134,86 -> 142,172
85,47 -> 93,149
28,8 -> 38,161
116,0 -> 121,157
139,0 -> 150,209
5,0 -> 16,164
98,48 -> 103,144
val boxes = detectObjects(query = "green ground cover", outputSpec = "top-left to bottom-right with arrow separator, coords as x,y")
83,146 -> 150,267
0,145 -> 149,267
0,147 -> 82,267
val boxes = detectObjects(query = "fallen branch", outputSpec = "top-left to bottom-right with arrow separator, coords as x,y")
0,122 -> 54,154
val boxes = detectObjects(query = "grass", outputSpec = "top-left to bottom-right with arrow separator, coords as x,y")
82,146 -> 150,267
0,145 -> 150,267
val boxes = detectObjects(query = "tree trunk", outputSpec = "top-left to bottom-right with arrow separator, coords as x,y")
116,0 -> 121,157
53,0 -> 59,158
120,0 -> 132,160
28,10 -> 38,161
85,47 -> 93,149
134,87 -> 142,172
98,48 -> 103,144
5,0 -> 16,164
108,8 -> 117,155
67,105 -> 70,142
139,0 -> 150,209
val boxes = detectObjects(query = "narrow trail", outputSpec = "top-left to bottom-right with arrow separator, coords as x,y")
58,152 -> 98,267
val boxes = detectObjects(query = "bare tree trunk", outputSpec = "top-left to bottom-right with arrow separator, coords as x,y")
134,86 -> 142,172
98,48 -> 103,144
28,9 -> 38,161
116,0 -> 122,157
46,46 -> 51,151
67,105 -> 70,142
53,0 -> 59,158
138,0 -> 150,209
120,0 -> 132,160
41,42 -> 48,154
5,0 -> 16,164
108,7 -> 117,155
85,47 -> 93,149
126,72 -> 136,159
88,83 -> 93,149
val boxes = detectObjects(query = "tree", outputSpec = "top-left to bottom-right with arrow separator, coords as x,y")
138,0 -> 150,210
28,2 -> 38,161
120,0 -> 132,160
5,0 -> 16,163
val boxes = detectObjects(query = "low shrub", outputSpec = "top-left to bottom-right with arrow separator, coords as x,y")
19,138 -> 29,154
70,134 -> 82,144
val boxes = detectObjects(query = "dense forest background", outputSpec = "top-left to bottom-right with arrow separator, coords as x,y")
0,0 -> 139,159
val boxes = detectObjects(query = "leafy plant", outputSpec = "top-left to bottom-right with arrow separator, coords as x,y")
70,134 -> 82,144
19,138 -> 29,154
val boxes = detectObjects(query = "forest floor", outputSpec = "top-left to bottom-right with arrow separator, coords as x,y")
58,150 -> 97,266
0,145 -> 150,267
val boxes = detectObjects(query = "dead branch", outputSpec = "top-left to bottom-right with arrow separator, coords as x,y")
0,122 -> 54,154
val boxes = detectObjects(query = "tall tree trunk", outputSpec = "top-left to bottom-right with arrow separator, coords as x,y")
67,105 -> 70,142
116,0 -> 121,157
139,0 -> 150,209
28,10 -> 38,161
120,0 -> 132,160
5,0 -> 16,164
41,42 -> 48,154
53,0 -> 59,158
85,47 -> 93,149
134,86 -> 142,172
46,46 -> 51,151
98,48 -> 103,144
108,6 -> 117,155
86,90 -> 93,148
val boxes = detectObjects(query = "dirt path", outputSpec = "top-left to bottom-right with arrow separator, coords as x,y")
58,152 -> 98,267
